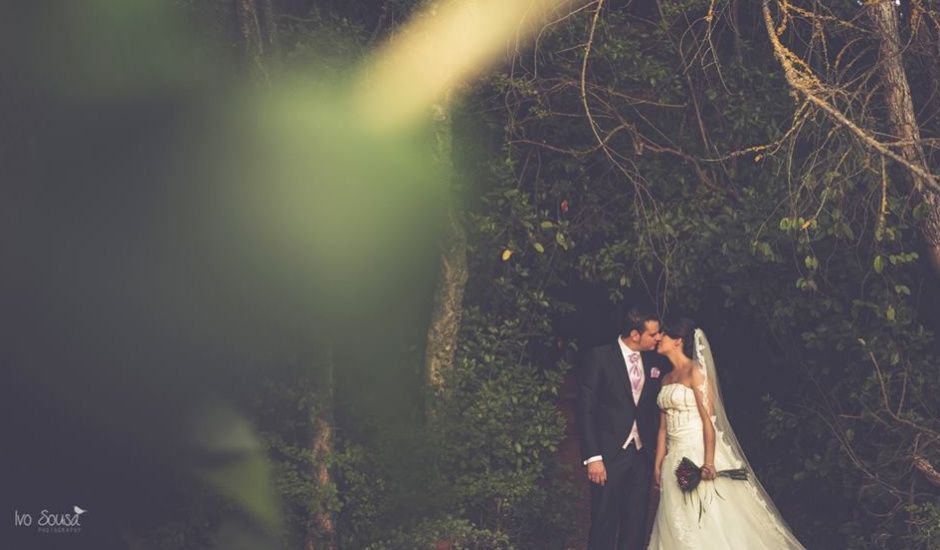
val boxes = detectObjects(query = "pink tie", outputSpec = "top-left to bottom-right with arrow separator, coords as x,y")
629,353 -> 641,393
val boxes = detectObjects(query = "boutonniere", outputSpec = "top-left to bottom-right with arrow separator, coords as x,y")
650,367 -> 661,379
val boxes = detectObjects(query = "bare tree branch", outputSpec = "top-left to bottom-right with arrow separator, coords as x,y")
762,0 -> 940,197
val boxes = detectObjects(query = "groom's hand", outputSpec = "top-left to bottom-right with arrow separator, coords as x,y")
587,461 -> 607,485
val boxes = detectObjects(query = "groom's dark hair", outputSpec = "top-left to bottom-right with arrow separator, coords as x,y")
624,307 -> 659,336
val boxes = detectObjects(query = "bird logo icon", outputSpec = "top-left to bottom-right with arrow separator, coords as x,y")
73,506 -> 87,516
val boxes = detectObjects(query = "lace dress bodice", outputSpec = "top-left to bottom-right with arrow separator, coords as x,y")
657,383 -> 704,450
656,383 -> 728,464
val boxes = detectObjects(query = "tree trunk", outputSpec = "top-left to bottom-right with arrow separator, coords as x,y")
424,96 -> 468,415
259,0 -> 279,61
868,0 -> 940,275
234,0 -> 277,85
306,344 -> 338,550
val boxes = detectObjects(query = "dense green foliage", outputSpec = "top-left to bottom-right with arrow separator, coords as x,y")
466,2 -> 940,548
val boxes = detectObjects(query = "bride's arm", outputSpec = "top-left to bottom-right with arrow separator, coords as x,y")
691,368 -> 716,480
653,410 -> 667,489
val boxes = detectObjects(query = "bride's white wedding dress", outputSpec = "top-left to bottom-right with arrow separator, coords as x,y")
648,330 -> 805,549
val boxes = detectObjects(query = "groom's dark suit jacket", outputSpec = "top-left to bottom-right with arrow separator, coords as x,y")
577,343 -> 669,463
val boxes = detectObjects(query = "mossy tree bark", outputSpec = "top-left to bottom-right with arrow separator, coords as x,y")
869,0 -> 940,276
424,96 -> 468,417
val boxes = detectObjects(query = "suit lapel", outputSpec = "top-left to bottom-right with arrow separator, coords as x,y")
609,345 -> 634,407
637,351 -> 658,406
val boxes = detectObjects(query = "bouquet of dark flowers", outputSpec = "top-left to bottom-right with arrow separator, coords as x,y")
675,457 -> 748,520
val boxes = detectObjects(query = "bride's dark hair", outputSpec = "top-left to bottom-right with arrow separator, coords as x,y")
662,317 -> 696,357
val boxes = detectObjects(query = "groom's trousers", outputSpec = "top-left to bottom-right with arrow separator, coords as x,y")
587,443 -> 652,550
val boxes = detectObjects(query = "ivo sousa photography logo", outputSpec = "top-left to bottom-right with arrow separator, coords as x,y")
13,505 -> 88,535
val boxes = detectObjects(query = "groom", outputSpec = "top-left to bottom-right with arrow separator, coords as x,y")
577,307 -> 666,550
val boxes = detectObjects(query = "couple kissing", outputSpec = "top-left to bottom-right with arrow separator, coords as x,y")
577,308 -> 804,549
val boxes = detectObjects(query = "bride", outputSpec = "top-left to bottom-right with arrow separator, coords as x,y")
648,318 -> 805,549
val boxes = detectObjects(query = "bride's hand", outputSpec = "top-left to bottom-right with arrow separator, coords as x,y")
700,464 -> 717,481
652,468 -> 662,491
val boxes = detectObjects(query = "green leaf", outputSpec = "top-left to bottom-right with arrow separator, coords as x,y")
533,242 -> 545,253
191,405 -> 282,532
540,220 -> 554,229
874,255 -> 885,274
